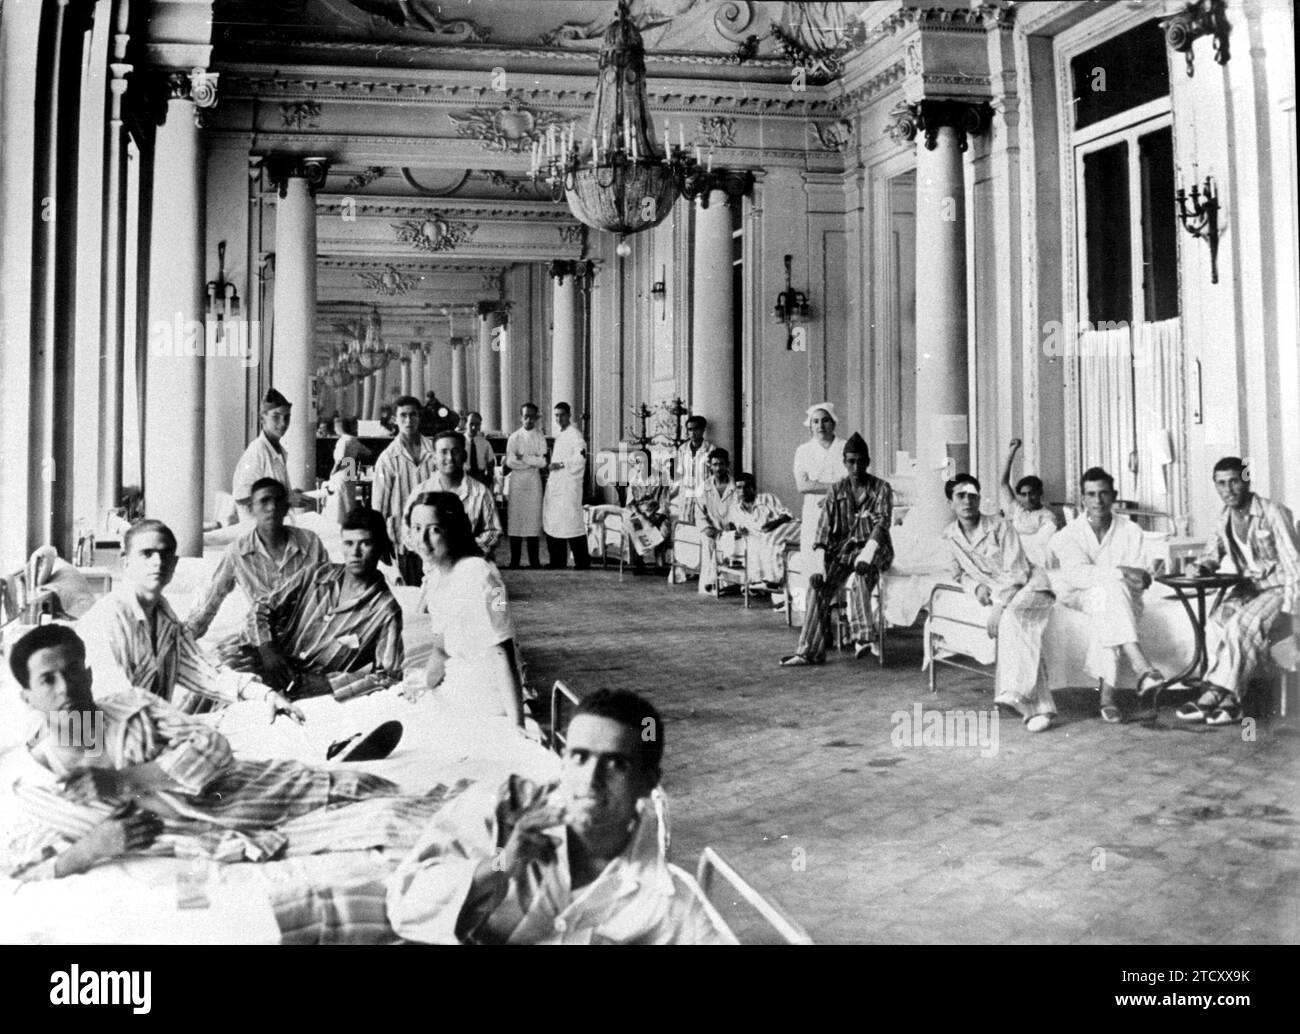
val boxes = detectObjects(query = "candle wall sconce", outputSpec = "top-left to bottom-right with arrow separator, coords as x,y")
1161,0 -> 1230,77
1175,175 -> 1220,284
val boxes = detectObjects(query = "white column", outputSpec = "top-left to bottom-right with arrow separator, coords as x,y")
0,0 -> 43,568
910,123 -> 971,541
450,340 -> 468,413
691,190 -> 735,454
144,75 -> 208,556
550,271 -> 578,410
270,160 -> 326,491
411,345 -> 426,402
498,317 -> 513,431
477,308 -> 501,429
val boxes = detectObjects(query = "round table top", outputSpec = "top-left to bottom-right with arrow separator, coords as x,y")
1155,572 -> 1246,590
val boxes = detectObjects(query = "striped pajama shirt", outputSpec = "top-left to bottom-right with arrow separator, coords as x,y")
1194,494 -> 1300,701
240,564 -> 404,700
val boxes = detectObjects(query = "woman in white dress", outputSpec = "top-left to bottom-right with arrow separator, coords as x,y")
791,403 -> 847,615
403,491 -> 524,726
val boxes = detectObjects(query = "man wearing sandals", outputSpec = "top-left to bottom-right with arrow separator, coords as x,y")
1176,457 -> 1300,727
1049,467 -> 1165,723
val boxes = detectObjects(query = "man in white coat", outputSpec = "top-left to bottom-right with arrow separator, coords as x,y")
505,402 -> 547,568
543,402 -> 590,570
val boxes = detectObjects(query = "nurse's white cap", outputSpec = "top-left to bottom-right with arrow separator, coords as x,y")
805,402 -> 838,428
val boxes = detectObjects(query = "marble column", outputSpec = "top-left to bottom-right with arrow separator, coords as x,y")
411,344 -> 426,403
549,264 -> 578,411
498,317 -> 513,432
399,354 -> 412,398
144,70 -> 216,556
690,188 -> 736,455
98,4 -> 132,512
450,338 -> 468,413
476,303 -> 501,429
891,100 -> 987,544
267,156 -> 329,491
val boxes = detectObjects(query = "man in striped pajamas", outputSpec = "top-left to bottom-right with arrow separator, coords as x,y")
1176,457 -> 1300,726
77,519 -> 302,719
2,625 -> 412,883
373,395 -> 437,587
185,478 -> 330,645
779,433 -> 893,666
232,508 -> 404,702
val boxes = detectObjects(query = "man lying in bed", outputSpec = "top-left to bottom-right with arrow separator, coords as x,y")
386,688 -> 735,944
2,625 -> 431,885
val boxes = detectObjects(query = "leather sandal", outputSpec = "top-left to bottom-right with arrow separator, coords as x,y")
327,720 -> 404,762
1175,687 -> 1226,723
1099,704 -> 1123,724
1135,670 -> 1166,715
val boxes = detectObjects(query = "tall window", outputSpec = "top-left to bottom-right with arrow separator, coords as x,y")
1069,18 -> 1183,518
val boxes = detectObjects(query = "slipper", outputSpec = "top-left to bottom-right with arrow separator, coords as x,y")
1099,704 -> 1122,724
1205,703 -> 1242,727
327,720 -> 404,762
779,654 -> 810,667
1025,714 -> 1053,733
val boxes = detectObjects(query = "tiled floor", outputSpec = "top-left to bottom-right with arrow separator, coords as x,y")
506,564 -> 1300,945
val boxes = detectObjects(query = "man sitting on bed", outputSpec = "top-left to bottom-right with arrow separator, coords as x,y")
386,688 -> 735,944
2,625 -> 417,883
185,477 -> 330,647
226,507 -> 403,702
77,518 -> 301,719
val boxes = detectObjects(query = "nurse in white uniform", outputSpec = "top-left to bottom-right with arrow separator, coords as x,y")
791,403 -> 847,618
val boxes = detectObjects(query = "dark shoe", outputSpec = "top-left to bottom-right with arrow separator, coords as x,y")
327,720 -> 403,762
1205,701 -> 1243,727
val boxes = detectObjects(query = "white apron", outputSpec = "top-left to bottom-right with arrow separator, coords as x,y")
505,427 -> 547,537
543,425 -> 587,539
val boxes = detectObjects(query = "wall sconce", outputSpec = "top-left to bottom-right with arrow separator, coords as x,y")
650,265 -> 666,320
206,240 -> 240,340
772,254 -> 811,349
1161,0 -> 1230,77
1175,175 -> 1220,284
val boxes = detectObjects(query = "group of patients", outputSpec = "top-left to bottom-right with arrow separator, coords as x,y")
4,384 -> 1297,942
3,388 -> 732,943
652,402 -> 1299,737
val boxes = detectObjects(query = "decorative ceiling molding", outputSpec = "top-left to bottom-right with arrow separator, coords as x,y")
876,4 -> 1016,38
356,264 -> 424,295
697,115 -> 736,148
217,72 -> 838,115
392,213 -> 478,253
808,119 -> 853,153
340,165 -> 387,190
319,257 -> 509,273
342,1 -> 492,42
280,100 -> 321,128
401,168 -> 472,196
317,197 -> 581,222
539,8 -> 673,47
448,96 -> 575,153
831,60 -> 907,114
216,40 -> 793,69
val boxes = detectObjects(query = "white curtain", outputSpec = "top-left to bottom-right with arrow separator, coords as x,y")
1077,317 -> 1182,515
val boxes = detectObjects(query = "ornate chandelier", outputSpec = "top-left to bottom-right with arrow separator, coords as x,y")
531,0 -> 714,253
